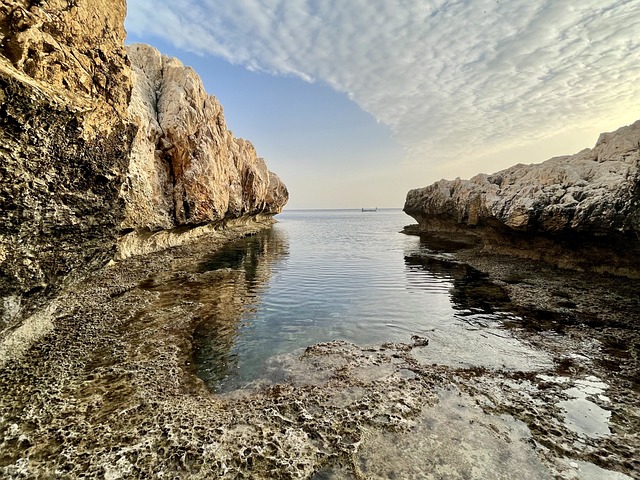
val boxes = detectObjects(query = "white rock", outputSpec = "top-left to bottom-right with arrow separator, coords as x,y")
121,44 -> 288,232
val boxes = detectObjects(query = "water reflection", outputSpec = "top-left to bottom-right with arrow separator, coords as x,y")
403,249 -> 551,372
191,228 -> 289,390
557,376 -> 612,438
190,211 -> 550,392
404,253 -> 513,316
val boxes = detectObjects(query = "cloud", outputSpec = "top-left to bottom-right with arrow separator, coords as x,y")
126,0 -> 640,166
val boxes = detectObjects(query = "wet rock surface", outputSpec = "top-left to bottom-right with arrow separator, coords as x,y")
1,222 -> 638,479
0,2 -> 288,336
413,233 -> 640,478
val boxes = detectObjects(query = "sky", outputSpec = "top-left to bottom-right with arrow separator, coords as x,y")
124,0 -> 640,209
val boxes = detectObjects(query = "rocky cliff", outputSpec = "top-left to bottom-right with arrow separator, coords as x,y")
404,120 -> 640,275
0,2 -> 288,324
0,0 -> 135,322
122,44 -> 288,234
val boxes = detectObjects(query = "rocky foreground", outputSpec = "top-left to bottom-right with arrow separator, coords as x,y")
0,218 -> 638,479
399,119 -> 640,478
0,0 -> 638,478
404,121 -> 640,276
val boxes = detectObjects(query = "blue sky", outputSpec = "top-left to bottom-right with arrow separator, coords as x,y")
125,1 -> 640,209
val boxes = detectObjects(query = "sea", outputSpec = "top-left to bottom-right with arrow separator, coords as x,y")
192,208 -> 545,392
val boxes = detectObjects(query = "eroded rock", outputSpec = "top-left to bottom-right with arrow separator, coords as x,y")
404,120 -> 640,275
0,7 -> 288,326
0,213 -> 637,478
122,43 -> 289,232
0,0 -> 136,324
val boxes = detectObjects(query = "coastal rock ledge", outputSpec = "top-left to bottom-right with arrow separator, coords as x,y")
404,120 -> 640,276
122,44 -> 288,238
0,1 -> 287,323
116,43 -> 288,259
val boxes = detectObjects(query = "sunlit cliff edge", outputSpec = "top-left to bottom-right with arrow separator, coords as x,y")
404,120 -> 640,276
117,44 -> 288,259
0,0 -> 287,325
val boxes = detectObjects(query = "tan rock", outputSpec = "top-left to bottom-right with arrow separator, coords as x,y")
0,0 -> 135,323
121,44 -> 173,230
0,0 -> 130,133
123,44 -> 289,232
0,8 -> 288,324
404,120 -> 640,274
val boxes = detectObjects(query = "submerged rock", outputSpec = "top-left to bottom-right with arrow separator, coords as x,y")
404,121 -> 640,275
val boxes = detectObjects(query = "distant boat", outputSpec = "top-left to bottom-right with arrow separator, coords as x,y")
361,207 -> 378,212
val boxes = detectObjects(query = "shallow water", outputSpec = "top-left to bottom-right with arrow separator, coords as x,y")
3,215 -> 636,478
191,209 -> 549,392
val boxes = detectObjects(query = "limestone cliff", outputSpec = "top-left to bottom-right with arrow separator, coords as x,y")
404,120 -> 640,274
0,4 -> 288,323
0,0 -> 136,322
122,44 -> 288,233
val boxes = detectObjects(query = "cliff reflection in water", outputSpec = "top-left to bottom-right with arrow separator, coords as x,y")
404,253 -> 513,318
401,240 -> 550,372
189,210 -> 553,392
192,227 -> 289,391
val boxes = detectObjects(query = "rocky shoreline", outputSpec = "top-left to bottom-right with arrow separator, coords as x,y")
397,115 -> 639,479
1,1 -> 638,478
0,219 -> 637,479
0,1 -> 288,328
404,120 -> 640,277
406,229 -> 640,475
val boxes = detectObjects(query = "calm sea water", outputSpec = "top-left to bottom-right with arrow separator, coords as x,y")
193,209 -> 546,392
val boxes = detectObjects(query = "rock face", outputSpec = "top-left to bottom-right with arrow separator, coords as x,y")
404,121 -> 640,274
0,5 -> 288,323
0,0 -> 136,321
122,44 -> 288,232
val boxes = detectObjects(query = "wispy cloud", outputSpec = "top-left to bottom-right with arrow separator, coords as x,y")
126,0 -> 640,165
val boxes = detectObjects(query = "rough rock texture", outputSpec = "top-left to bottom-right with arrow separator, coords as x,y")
404,120 -> 640,274
0,6 -> 288,325
0,0 -> 130,117
122,43 -> 288,232
0,0 -> 136,323
1,225 -> 637,479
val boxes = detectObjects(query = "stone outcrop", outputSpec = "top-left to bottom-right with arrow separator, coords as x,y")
0,4 -> 288,323
0,0 -> 136,322
122,44 -> 288,233
404,120 -> 640,274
